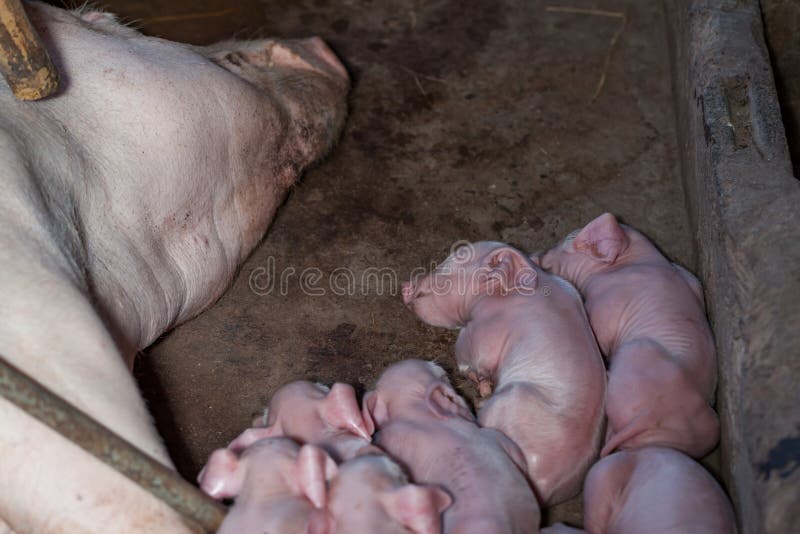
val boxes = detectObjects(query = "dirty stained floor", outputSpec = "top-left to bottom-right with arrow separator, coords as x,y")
92,0 -> 691,526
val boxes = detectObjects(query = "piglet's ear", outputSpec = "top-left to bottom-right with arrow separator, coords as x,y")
322,383 -> 373,440
484,247 -> 538,293
361,390 -> 386,433
381,484 -> 453,534
227,426 -> 279,454
197,448 -> 244,499
425,382 -> 474,421
295,444 -> 339,509
573,213 -> 629,264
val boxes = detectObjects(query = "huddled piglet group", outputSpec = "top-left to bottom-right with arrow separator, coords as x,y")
200,213 -> 737,533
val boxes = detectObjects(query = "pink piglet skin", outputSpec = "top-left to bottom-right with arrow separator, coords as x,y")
364,359 -> 541,533
541,213 -> 719,458
403,241 -> 606,505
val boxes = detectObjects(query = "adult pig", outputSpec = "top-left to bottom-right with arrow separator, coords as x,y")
246,381 -> 374,461
199,436 -> 337,534
544,447 -> 737,534
364,359 -> 541,533
402,242 -> 606,505
0,2 -> 347,531
540,213 -> 718,457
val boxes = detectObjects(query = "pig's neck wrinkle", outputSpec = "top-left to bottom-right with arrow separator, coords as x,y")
465,296 -> 538,342
0,106 -> 151,359
581,241 -> 670,291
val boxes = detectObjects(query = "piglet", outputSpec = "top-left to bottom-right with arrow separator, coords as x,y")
541,213 -> 719,457
364,359 -> 541,533
544,447 -> 737,533
316,453 -> 453,534
246,381 -> 374,461
402,242 -> 606,505
198,436 -> 337,534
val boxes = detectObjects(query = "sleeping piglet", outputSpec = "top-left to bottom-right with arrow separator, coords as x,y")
363,359 -> 541,533
540,213 -> 719,457
402,242 -> 606,505
247,381 -> 374,461
198,436 -> 337,534
316,453 -> 453,534
544,447 -> 737,534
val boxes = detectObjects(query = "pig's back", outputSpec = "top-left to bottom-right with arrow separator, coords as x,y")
585,263 -> 715,385
498,274 -> 605,405
376,419 -> 539,532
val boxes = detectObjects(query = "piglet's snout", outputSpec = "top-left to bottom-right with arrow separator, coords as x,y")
401,282 -> 415,305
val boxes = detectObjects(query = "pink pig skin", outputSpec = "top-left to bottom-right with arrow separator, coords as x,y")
403,242 -> 606,505
198,436 -> 337,534
541,213 -> 719,458
314,453 -> 453,534
364,359 -> 541,533
544,447 -> 737,534
247,381 -> 374,462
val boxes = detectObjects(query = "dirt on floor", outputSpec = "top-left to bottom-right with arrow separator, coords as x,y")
91,0 -> 692,526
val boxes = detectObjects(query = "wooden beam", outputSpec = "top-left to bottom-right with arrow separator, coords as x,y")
0,0 -> 58,100
664,0 -> 800,532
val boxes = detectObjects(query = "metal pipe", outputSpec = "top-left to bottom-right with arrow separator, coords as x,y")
0,0 -> 59,100
0,354 -> 226,532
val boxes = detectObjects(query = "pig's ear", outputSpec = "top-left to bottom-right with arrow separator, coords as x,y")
227,426 -> 279,454
425,382 -> 473,421
484,247 -> 538,293
361,390 -> 386,433
382,484 -> 452,534
295,444 -> 339,509
197,448 -> 244,499
573,213 -> 629,264
322,383 -> 373,440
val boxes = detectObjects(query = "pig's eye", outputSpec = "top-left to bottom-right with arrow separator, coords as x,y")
415,289 -> 430,299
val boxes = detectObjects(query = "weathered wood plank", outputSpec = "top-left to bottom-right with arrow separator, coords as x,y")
664,0 -> 800,532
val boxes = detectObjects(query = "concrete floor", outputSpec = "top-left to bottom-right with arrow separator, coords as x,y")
94,0 -> 691,526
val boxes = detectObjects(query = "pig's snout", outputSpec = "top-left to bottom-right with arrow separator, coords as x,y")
402,282 -> 415,305
402,281 -> 431,306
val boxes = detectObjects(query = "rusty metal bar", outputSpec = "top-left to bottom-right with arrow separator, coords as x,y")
0,354 -> 226,532
0,0 -> 59,100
